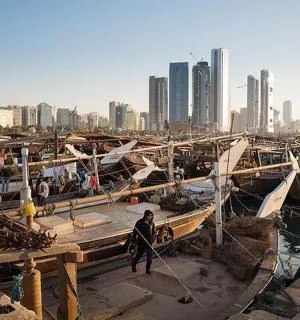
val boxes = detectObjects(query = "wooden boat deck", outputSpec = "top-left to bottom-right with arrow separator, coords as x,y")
39,201 -> 214,247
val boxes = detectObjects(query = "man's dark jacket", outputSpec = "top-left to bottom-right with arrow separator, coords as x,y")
132,218 -> 156,247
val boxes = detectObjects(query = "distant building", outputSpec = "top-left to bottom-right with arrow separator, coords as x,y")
192,61 -> 210,127
231,110 -> 241,133
240,107 -> 248,131
29,106 -> 37,126
124,110 -> 138,130
169,62 -> 188,123
109,101 -> 120,129
211,48 -> 229,131
57,108 -> 71,127
0,107 -> 13,127
98,116 -> 109,128
140,112 -> 149,130
22,106 -> 37,127
247,75 -> 259,132
88,112 -> 99,130
22,106 -> 30,127
78,114 -> 89,130
283,100 -> 292,125
273,108 -> 280,133
10,106 -> 22,126
37,102 -> 53,128
260,70 -> 274,133
149,76 -> 168,131
70,110 -> 79,130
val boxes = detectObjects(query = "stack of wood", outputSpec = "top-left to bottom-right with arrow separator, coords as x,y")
0,214 -> 56,251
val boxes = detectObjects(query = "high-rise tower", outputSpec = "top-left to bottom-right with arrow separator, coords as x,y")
169,62 -> 188,123
149,76 -> 168,131
247,75 -> 259,132
260,70 -> 274,133
283,100 -> 292,125
211,48 -> 229,132
192,61 -> 210,127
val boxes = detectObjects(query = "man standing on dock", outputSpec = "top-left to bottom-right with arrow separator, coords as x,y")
37,177 -> 49,206
132,210 -> 156,274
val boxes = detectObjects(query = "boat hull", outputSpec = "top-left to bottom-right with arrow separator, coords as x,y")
11,203 -> 215,276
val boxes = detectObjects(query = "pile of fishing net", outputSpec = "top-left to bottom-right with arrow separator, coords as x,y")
215,235 -> 271,281
224,216 -> 274,238
214,217 -> 274,281
159,195 -> 206,213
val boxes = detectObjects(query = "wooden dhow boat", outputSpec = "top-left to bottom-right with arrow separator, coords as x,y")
0,135 -> 249,277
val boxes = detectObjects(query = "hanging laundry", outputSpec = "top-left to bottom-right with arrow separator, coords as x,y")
90,176 -> 97,190
82,175 -> 90,190
42,162 -> 77,178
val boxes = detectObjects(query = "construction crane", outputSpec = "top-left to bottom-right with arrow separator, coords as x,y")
189,51 -> 204,78
70,106 -> 77,131
189,51 -> 203,64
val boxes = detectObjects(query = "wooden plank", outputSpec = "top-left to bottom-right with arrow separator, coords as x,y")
0,244 -> 81,263
73,212 -> 112,229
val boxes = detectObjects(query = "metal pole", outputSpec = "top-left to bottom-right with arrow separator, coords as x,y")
20,148 -> 31,203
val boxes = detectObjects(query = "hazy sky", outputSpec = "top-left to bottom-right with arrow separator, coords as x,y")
1,0 -> 300,120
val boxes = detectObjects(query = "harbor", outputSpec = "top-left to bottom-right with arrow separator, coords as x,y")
0,131 -> 299,320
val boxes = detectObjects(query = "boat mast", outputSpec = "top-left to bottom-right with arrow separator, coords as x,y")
214,143 -> 223,246
168,140 -> 174,183
20,147 -> 31,203
92,143 -> 100,192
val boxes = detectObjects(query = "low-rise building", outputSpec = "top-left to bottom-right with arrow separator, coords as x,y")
0,107 -> 13,127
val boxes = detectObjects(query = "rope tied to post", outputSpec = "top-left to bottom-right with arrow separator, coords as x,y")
11,273 -> 24,304
62,262 -> 84,320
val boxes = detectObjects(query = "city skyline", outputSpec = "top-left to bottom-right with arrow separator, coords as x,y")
0,1 -> 300,120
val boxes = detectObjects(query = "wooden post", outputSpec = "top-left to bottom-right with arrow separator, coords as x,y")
22,258 -> 42,319
92,144 -> 100,192
168,140 -> 174,183
214,142 -> 223,246
57,251 -> 83,320
54,129 -> 58,160
21,147 -> 41,319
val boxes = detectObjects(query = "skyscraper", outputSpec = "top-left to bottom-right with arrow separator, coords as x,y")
140,112 -> 149,130
283,100 -> 292,125
211,48 -> 229,131
37,102 -> 53,128
169,62 -> 188,123
109,101 -> 120,129
149,76 -> 168,131
247,75 -> 259,132
10,106 -> 22,126
57,108 -> 71,127
192,61 -> 210,127
260,70 -> 274,133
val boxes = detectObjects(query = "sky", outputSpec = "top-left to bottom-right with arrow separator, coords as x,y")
0,0 -> 300,120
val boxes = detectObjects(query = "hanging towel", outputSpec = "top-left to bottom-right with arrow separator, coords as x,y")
90,176 -> 97,190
